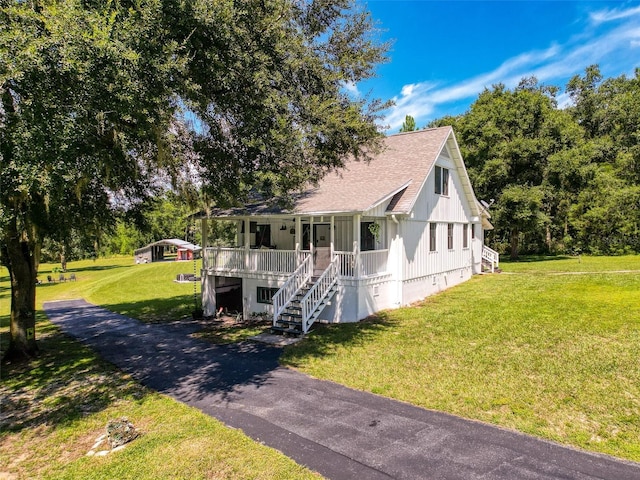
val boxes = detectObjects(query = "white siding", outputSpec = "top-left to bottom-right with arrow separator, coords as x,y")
270,222 -> 297,250
364,202 -> 390,218
399,152 -> 475,283
334,217 -> 353,251
411,154 -> 473,224
318,276 -> 396,323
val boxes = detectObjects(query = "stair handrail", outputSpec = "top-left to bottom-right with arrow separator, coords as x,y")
300,257 -> 339,333
482,245 -> 500,273
273,254 -> 313,326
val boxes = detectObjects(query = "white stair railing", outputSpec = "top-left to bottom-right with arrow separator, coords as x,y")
482,245 -> 500,273
273,254 -> 313,326
300,257 -> 339,333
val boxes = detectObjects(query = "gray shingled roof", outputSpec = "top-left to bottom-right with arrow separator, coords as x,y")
204,126 -> 480,218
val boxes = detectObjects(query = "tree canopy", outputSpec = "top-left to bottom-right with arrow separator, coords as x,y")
0,0 -> 389,359
399,114 -> 417,132
430,66 -> 640,258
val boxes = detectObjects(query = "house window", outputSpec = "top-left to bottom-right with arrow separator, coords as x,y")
463,224 -> 469,248
257,286 -> 278,304
447,223 -> 454,250
361,221 -> 377,251
471,224 -> 476,239
254,224 -> 271,248
435,166 -> 449,196
429,223 -> 437,252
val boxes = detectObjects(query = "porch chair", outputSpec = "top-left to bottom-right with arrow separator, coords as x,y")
58,273 -> 66,282
69,273 -> 77,281
47,275 -> 54,283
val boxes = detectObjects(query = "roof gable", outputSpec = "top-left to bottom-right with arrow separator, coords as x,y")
293,126 -> 453,215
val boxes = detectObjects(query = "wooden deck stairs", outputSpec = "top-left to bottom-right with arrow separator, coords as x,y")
481,245 -> 501,273
272,257 -> 339,336
271,276 -> 337,336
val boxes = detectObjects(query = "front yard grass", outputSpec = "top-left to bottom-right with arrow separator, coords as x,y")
1,258 -> 317,479
281,256 -> 640,462
2,255 -> 639,477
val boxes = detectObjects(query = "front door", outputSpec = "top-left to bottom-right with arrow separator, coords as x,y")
302,223 -> 331,249
314,224 -> 330,247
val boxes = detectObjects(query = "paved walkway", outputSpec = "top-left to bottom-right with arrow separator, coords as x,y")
44,299 -> 640,480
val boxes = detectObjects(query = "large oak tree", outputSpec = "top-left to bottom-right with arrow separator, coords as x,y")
0,0 -> 388,359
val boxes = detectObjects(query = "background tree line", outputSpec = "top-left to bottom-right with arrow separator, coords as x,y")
49,63 -> 640,263
425,65 -> 640,258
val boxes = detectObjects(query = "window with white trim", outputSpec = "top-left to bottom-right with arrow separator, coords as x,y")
257,287 -> 278,304
463,224 -> 469,248
435,166 -> 449,196
447,223 -> 454,250
429,223 -> 437,252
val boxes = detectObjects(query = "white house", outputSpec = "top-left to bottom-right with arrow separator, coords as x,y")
199,126 -> 497,334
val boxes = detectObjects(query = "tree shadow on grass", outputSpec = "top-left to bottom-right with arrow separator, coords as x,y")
501,255 -> 578,264
280,311 -> 400,368
0,314 -> 148,435
37,264 -> 129,274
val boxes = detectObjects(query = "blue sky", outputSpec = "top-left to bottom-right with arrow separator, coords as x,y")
351,1 -> 640,132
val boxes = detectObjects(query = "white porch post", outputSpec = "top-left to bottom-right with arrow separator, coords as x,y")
353,214 -> 361,320
202,275 -> 216,317
309,216 -> 315,271
244,218 -> 250,270
201,218 -> 208,268
353,214 -> 361,279
330,215 -> 335,259
201,217 -> 214,316
295,217 -> 302,250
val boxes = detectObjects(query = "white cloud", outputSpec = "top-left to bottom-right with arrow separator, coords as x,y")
381,6 -> 640,132
341,81 -> 361,98
590,4 -> 640,24
400,83 -> 417,97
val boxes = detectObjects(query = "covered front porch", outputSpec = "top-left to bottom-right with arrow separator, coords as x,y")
200,214 -> 390,279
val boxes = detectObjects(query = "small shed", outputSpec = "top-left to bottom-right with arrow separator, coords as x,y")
134,239 -> 201,263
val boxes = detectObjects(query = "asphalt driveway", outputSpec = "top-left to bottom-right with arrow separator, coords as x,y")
44,299 -> 640,480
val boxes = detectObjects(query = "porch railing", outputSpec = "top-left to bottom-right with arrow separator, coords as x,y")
482,245 -> 500,273
334,249 -> 389,278
204,247 -> 310,274
273,254 -> 314,324
204,247 -> 244,271
204,246 -> 388,278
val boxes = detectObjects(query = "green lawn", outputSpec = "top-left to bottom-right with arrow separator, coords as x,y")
281,255 -> 640,461
499,253 -> 640,273
2,255 -> 640,478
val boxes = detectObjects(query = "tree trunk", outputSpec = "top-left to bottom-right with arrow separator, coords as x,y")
510,229 -> 519,260
546,225 -> 552,252
2,223 -> 39,361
